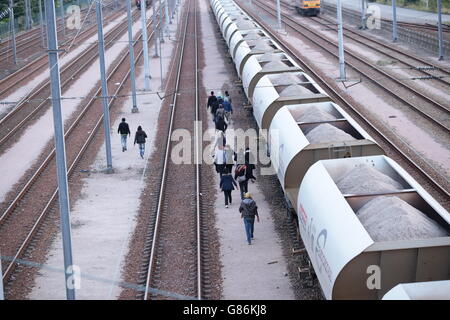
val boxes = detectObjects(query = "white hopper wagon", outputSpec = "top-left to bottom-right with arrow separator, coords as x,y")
252,71 -> 329,130
382,280 -> 450,300
297,155 -> 450,299
229,29 -> 268,61
268,103 -> 383,209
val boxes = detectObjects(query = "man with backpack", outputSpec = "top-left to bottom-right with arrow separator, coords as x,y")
239,193 -> 260,245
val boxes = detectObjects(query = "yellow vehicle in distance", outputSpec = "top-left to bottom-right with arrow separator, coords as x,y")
295,0 -> 321,16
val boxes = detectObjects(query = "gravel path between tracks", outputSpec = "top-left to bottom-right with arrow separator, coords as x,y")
0,13 -> 142,205
247,2 -> 450,187
202,0 -> 323,300
0,12 -> 127,119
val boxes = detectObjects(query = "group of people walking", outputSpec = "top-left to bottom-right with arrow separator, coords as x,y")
208,91 -> 260,245
117,118 -> 148,159
207,90 -> 233,132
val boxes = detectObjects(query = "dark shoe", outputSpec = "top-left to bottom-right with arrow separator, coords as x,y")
122,147 -> 125,152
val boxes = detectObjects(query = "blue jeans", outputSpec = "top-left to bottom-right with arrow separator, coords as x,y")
121,134 -> 128,149
243,218 -> 255,244
139,143 -> 145,157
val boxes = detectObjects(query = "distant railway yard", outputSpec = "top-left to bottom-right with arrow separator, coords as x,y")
0,0 -> 449,301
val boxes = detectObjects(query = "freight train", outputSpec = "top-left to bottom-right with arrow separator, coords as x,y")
210,0 -> 450,300
295,0 -> 321,16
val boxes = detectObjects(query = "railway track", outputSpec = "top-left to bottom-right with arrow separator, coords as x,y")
278,1 -> 450,87
0,4 -> 105,64
253,0 -> 450,133
0,9 -> 141,151
0,7 -> 125,100
0,9 -> 160,293
312,14 -> 450,86
236,0 -> 449,207
140,0 -> 208,300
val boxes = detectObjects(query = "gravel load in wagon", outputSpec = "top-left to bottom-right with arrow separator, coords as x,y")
258,53 -> 282,62
244,30 -> 263,40
269,73 -> 300,86
305,123 -> 356,144
252,41 -> 274,51
356,196 -> 448,241
336,163 -> 403,194
296,105 -> 337,123
279,83 -> 312,96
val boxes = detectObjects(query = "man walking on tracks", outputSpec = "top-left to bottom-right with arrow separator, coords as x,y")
239,193 -> 260,245
134,125 -> 148,159
118,118 -> 131,152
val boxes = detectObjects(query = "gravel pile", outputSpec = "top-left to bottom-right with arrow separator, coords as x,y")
262,60 -> 287,71
279,83 -> 313,96
252,41 -> 274,51
237,21 -> 255,29
305,123 -> 356,144
296,105 -> 337,123
244,30 -> 262,40
336,163 -> 403,194
269,73 -> 299,86
356,196 -> 448,241
258,53 -> 283,62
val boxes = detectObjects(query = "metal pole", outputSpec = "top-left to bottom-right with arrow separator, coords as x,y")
153,0 -> 159,57
0,250 -> 4,300
437,0 -> 444,60
164,0 -> 170,29
39,0 -> 46,48
159,0 -> 165,43
9,0 -> 17,65
59,0 -> 65,39
44,0 -> 75,300
275,0 -> 282,29
392,0 -> 397,42
127,0 -> 139,113
141,0 -> 151,90
360,0 -> 366,29
337,0 -> 346,81
25,0 -> 30,29
96,1 -> 113,172
159,27 -> 163,90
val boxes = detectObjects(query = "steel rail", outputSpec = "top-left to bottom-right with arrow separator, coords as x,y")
0,5 -> 101,62
0,8 -> 126,98
143,0 -> 202,300
0,10 -> 141,149
194,0 -> 202,300
252,0 -> 450,132
1,14 -> 160,283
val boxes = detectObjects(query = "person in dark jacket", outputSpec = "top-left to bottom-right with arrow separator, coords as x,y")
118,118 -> 131,152
215,116 -> 228,132
219,168 -> 238,208
134,126 -> 148,159
239,193 -> 259,245
207,91 -> 218,117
